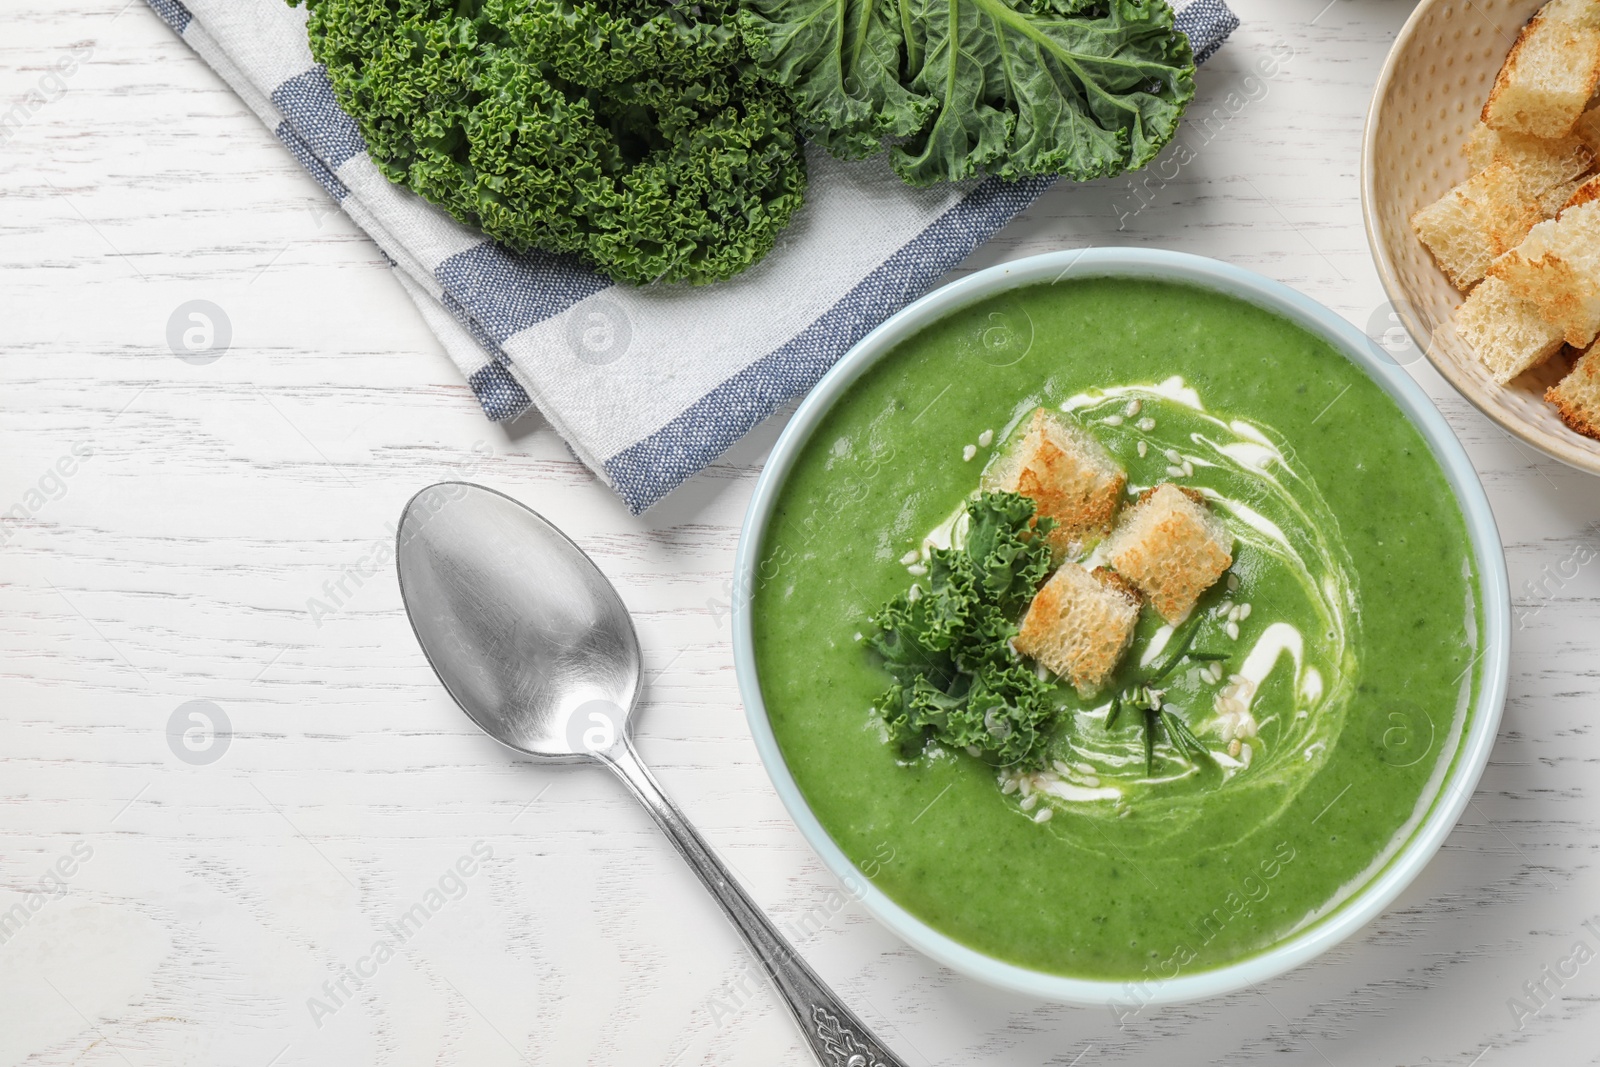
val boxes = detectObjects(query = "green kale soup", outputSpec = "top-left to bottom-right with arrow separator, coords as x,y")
750,277 -> 1482,981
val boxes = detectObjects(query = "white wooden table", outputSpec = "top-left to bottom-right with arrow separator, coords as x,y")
3,1 -> 1598,1064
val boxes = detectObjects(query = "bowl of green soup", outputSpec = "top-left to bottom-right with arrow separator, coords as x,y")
732,247 -> 1509,1005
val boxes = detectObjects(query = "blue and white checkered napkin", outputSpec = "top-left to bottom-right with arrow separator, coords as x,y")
147,0 -> 1238,513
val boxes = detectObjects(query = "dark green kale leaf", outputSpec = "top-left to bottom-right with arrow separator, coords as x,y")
868,492 -> 1059,766
738,0 -> 1196,186
291,0 -> 807,286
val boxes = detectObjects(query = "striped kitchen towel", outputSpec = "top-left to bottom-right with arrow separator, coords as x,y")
146,0 -> 1239,513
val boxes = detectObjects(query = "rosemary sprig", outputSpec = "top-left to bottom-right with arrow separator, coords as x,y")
1146,621 -> 1201,684
1143,707 -> 1158,776
1104,609 -> 1226,774
1139,710 -> 1164,777
1161,709 -> 1211,762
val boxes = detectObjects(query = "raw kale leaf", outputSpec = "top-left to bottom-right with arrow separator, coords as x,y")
738,0 -> 1196,185
290,0 -> 807,286
868,492 -> 1059,766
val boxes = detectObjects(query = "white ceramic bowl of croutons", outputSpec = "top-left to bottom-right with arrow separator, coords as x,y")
1363,0 -> 1600,475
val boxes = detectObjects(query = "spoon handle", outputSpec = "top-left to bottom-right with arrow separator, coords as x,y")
601,736 -> 909,1067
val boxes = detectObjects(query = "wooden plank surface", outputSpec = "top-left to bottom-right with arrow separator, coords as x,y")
2,1 -> 1598,1063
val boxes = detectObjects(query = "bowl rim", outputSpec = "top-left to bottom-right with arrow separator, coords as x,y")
1359,0 -> 1600,477
731,247 -> 1511,1006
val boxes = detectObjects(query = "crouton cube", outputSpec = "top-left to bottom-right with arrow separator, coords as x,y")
1464,122 -> 1593,216
1016,564 -> 1140,694
1573,103 -> 1600,157
982,408 -> 1125,559
1104,484 -> 1233,624
1454,275 -> 1567,382
1563,172 -> 1600,211
1411,162 -> 1546,290
1487,199 -> 1600,348
1482,0 -> 1600,139
1571,103 -> 1600,157
1547,341 -> 1600,439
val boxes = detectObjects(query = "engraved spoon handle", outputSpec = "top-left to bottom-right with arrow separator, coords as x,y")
600,735 -> 907,1067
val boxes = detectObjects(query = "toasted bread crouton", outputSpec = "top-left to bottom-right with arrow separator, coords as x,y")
1482,0 -> 1600,139
1573,103 -> 1600,151
1546,340 -> 1600,439
1486,199 -> 1600,347
1104,484 -> 1233,624
1573,104 -> 1600,156
1464,122 -> 1594,215
982,408 -> 1125,559
1411,162 -> 1547,290
1564,172 -> 1600,210
1455,275 -> 1567,382
1016,564 -> 1140,694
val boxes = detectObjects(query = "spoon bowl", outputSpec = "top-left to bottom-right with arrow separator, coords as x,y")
396,482 -> 638,762
394,482 -> 908,1067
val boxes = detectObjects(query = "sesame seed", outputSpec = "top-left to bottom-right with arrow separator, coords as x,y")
1241,743 -> 1254,767
1238,603 -> 1252,620
1081,775 -> 1100,787
1137,417 -> 1156,431
1125,399 -> 1142,417
1228,738 -> 1241,757
1181,461 -> 1194,477
1227,573 -> 1240,592
900,550 -> 919,565
1164,448 -> 1182,463
1053,760 -> 1071,775
907,586 -> 922,602
1218,601 -> 1233,615
1103,415 -> 1124,426
907,564 -> 928,577
1033,808 -> 1053,823
1020,793 -> 1039,811
1226,621 -> 1240,640
962,444 -> 977,461
1137,441 -> 1148,458
852,632 -> 863,642
1166,465 -> 1185,478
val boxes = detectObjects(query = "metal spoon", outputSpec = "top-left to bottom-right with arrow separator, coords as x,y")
395,482 -> 906,1067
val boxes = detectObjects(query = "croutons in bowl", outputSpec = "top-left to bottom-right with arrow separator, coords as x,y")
1363,0 -> 1600,474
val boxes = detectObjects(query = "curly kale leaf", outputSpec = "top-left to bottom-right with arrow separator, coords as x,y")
291,0 -> 807,286
739,0 -> 1195,185
868,492 -> 1059,766
732,0 -> 935,159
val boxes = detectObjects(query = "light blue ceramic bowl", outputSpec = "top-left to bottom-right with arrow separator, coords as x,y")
731,248 -> 1510,1005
